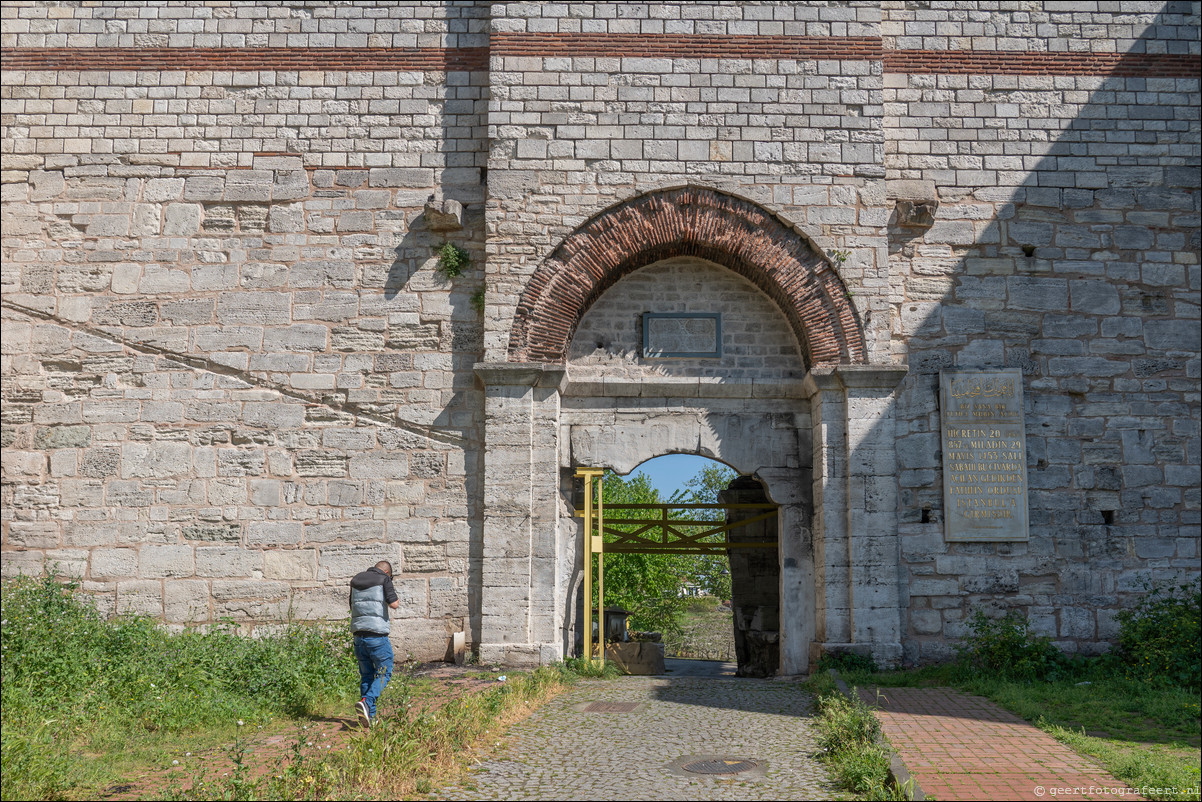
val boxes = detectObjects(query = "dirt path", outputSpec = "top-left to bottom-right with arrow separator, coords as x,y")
94,662 -> 503,800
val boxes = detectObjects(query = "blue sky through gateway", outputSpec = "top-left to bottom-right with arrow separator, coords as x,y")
622,454 -> 728,500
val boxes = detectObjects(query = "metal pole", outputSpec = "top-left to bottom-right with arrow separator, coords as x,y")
575,468 -> 604,663
597,473 -> 604,667
581,471 -> 593,662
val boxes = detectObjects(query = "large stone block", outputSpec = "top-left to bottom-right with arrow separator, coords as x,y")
1,550 -> 46,578
164,579 -> 211,623
319,543 -> 400,580
117,579 -> 163,616
8,522 -> 60,549
91,548 -> 138,579
163,203 -> 202,235
290,587 -> 348,620
216,292 -> 291,325
248,521 -> 303,546
196,546 -> 262,578
369,168 -> 434,188
120,442 -> 192,479
140,545 -> 194,578
263,549 -> 318,580
1145,319 -> 1201,353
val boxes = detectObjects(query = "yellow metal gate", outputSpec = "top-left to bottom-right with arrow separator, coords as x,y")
574,467 -> 777,664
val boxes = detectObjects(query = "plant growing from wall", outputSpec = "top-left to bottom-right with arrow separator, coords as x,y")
1116,579 -> 1200,689
956,609 -> 1066,682
470,287 -> 486,314
435,242 -> 470,279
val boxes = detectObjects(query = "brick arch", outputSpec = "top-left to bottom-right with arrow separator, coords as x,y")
507,186 -> 866,367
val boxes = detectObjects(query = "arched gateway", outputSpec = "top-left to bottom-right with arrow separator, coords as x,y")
507,186 -> 866,368
475,187 -> 908,674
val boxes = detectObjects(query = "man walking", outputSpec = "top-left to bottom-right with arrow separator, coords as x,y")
349,560 -> 400,728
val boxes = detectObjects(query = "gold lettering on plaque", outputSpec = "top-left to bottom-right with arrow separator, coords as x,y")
940,369 -> 1029,542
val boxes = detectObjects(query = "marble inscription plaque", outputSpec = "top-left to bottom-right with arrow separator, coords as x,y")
940,369 -> 1029,542
642,313 -> 722,358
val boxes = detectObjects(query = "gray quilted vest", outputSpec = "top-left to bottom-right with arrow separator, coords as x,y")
349,582 -> 390,635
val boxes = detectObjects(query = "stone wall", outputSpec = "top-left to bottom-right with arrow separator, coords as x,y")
2,1 -> 1199,668
484,0 -> 892,364
1,0 -> 491,659
569,257 -> 805,381
884,2 -> 1201,660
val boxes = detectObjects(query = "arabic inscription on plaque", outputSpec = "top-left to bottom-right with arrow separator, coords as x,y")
940,369 -> 1029,542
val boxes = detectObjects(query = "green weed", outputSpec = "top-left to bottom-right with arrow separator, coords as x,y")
435,241 -> 470,278
808,680 -> 908,801
957,609 -> 1067,682
560,656 -> 624,678
1,574 -> 356,800
1117,579 -> 1201,690
1046,724 -> 1200,802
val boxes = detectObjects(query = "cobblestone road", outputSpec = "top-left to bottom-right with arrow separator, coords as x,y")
438,673 -> 837,801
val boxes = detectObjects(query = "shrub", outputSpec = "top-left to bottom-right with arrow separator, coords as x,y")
2,574 -> 355,732
957,609 -> 1066,682
1116,580 -> 1201,689
435,242 -> 470,278
2,574 -> 358,800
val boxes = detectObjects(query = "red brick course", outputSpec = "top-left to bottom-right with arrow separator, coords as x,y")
3,40 -> 1196,77
492,32 -> 884,60
507,186 -> 866,368
860,687 -> 1146,801
884,49 -> 1201,78
0,47 -> 489,72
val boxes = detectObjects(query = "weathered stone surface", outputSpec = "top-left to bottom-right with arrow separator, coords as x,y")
263,549 -> 318,580
1,1 -> 1198,672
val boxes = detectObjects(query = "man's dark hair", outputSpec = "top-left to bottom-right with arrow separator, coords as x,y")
375,560 -> 393,576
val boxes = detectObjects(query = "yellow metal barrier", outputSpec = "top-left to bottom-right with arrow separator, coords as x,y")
572,469 -> 778,663
574,467 -> 605,664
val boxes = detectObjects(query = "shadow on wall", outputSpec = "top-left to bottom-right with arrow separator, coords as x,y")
890,2 -> 1200,662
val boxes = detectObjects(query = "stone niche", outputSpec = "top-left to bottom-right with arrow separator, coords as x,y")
720,476 -> 780,678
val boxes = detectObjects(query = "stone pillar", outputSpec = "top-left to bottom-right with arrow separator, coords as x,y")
720,476 -> 780,678
804,365 -> 908,668
804,369 -> 851,655
841,365 -> 909,666
474,362 -> 565,667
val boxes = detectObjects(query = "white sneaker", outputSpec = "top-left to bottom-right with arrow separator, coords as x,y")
356,698 -> 371,728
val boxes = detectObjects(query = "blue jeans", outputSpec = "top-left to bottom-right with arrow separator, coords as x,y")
353,634 -> 394,718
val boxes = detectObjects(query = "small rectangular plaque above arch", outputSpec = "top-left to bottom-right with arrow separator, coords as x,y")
642,312 -> 722,358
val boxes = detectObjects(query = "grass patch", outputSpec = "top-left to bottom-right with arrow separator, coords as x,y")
167,662 -> 583,800
663,598 -> 734,661
2,574 -> 356,801
835,663 -> 1201,801
2,574 -> 607,800
806,672 -> 908,801
1044,724 -> 1200,802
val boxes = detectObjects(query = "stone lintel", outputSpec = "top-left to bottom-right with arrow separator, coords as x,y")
475,361 -> 566,390
562,378 -> 805,400
802,365 -> 909,397
836,364 -> 909,390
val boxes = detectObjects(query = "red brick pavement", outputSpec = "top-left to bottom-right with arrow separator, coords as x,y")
858,687 -> 1144,801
